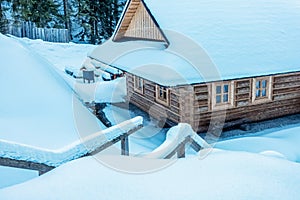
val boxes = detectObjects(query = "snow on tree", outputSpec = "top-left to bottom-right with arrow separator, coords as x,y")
0,0 -> 9,33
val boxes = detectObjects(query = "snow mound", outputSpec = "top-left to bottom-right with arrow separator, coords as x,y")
215,126 -> 300,162
12,35 -> 96,71
0,33 -> 105,149
260,151 -> 287,160
95,77 -> 127,103
144,123 -> 210,159
1,151 -> 300,200
70,77 -> 127,103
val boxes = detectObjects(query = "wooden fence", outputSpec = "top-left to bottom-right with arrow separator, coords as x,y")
8,21 -> 69,43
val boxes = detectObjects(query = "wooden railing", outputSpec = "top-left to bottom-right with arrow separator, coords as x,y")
0,122 -> 210,175
0,117 -> 143,175
143,124 -> 211,159
0,158 -> 54,176
164,136 -> 203,159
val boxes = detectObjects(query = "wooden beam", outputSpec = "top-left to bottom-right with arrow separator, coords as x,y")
189,139 -> 202,152
0,157 -> 55,176
89,124 -> 143,156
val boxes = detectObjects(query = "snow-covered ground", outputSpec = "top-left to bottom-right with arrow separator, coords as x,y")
216,125 -> 300,163
15,37 -> 95,72
0,166 -> 37,189
1,35 -> 300,199
0,33 -> 108,188
0,34 -> 165,188
1,151 -> 300,200
11,36 -> 128,104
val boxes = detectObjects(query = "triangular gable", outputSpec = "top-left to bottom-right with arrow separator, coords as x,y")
113,0 -> 169,45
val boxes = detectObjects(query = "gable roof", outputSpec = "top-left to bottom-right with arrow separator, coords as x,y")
113,0 -> 169,44
90,0 -> 300,86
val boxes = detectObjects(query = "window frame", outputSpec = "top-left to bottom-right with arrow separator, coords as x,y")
252,77 -> 272,103
155,85 -> 170,106
212,81 -> 234,110
133,76 -> 144,94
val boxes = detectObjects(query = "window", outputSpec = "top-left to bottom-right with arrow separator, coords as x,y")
156,85 -> 169,106
255,79 -> 267,98
215,84 -> 229,104
252,77 -> 272,103
212,82 -> 233,109
134,76 -> 144,94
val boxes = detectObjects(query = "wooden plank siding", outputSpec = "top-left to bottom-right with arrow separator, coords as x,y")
113,0 -> 168,43
127,73 -> 180,125
192,72 -> 300,132
123,2 -> 165,41
126,71 -> 300,133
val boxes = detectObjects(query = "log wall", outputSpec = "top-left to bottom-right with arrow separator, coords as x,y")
192,72 -> 300,132
127,71 -> 300,133
127,74 -> 180,125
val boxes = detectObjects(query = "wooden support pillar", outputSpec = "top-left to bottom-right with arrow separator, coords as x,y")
177,143 -> 186,158
121,136 -> 129,156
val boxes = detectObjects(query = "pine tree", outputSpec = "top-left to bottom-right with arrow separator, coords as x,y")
74,0 -> 92,42
11,0 -> 63,28
96,0 -> 124,43
72,0 -> 124,44
0,0 -> 9,34
63,0 -> 72,40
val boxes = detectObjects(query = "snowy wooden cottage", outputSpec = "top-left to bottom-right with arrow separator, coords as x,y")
89,0 -> 300,132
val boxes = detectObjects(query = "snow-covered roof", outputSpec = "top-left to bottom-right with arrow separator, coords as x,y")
90,0 -> 300,86
0,34 -> 105,150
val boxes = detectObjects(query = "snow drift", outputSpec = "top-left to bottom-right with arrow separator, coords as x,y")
0,34 -> 105,149
1,151 -> 300,200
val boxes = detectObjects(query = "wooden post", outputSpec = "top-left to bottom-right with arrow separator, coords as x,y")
121,136 -> 129,156
22,22 -> 25,37
177,142 -> 186,158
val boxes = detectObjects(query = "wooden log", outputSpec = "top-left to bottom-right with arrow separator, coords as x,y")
0,157 -> 54,176
89,124 -> 143,156
189,138 -> 203,152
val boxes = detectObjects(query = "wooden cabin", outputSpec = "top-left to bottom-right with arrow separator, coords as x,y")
89,0 -> 300,133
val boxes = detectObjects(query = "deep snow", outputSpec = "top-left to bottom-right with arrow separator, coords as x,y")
0,34 -> 105,150
0,166 -> 37,189
1,34 -> 300,199
1,151 -> 300,200
215,125 -> 300,163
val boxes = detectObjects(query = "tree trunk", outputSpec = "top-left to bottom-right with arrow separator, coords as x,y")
63,0 -> 72,40
63,0 -> 69,29
0,1 -> 7,34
